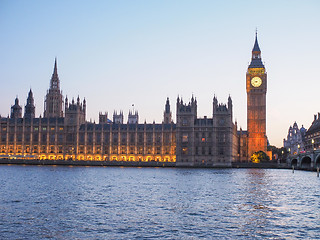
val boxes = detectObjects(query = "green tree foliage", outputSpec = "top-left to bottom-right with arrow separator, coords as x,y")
268,145 -> 288,163
251,151 -> 270,163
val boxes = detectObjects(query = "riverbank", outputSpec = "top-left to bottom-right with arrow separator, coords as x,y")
0,158 -> 176,167
0,158 -> 293,169
231,162 -> 289,169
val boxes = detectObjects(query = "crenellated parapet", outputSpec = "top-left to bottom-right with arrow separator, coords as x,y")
64,96 -> 86,126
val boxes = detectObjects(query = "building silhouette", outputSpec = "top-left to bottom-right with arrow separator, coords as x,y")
0,35 -> 269,165
283,122 -> 306,154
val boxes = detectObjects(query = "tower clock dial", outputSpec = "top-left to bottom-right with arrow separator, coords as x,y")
251,76 -> 262,87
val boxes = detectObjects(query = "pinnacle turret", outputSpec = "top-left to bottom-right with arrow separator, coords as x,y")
249,32 -> 264,68
24,89 -> 35,119
165,97 -> 170,113
50,57 -> 60,90
164,97 -> 172,124
252,31 -> 261,52
11,96 -> 22,118
44,58 -> 64,118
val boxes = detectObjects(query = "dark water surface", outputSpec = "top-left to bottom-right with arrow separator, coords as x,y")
0,165 -> 319,239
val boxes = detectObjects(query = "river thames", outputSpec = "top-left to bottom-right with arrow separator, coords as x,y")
0,165 -> 319,239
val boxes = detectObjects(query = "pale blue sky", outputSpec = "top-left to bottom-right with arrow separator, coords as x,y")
1,0 -> 320,147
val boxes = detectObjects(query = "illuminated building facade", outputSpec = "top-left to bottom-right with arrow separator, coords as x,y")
0,60 -> 177,162
0,34 -> 269,165
0,59 -> 237,166
246,33 -> 268,158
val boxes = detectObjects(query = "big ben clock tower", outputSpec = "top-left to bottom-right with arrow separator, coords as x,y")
246,33 -> 267,158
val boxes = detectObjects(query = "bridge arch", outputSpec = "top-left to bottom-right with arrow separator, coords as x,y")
301,156 -> 312,169
315,155 -> 320,168
291,158 -> 298,167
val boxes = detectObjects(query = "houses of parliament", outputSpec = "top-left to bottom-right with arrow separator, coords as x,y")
0,35 -> 268,166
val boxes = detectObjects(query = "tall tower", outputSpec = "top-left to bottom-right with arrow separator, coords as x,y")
24,89 -> 35,119
176,96 -> 197,166
246,32 -> 267,158
44,58 -> 64,118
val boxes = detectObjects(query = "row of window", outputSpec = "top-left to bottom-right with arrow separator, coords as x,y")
179,158 -> 227,163
181,133 -> 226,143
1,127 -> 64,132
181,147 -> 224,155
0,145 -> 175,155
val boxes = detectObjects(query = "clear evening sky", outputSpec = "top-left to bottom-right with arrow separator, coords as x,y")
1,1 -> 319,147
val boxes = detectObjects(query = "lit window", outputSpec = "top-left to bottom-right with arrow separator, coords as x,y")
182,133 -> 188,142
182,147 -> 188,155
182,119 -> 188,126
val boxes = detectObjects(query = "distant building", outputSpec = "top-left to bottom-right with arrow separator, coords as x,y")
283,122 -> 306,154
175,95 -> 237,167
0,34 -> 270,164
304,113 -> 320,152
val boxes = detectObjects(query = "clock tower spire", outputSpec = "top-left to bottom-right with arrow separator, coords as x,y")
246,33 -> 267,159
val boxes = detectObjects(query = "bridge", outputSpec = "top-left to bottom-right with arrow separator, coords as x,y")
287,150 -> 320,170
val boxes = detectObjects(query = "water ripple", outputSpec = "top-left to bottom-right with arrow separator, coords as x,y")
0,166 -> 320,239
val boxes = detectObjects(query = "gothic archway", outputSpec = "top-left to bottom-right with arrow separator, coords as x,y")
291,159 -> 298,168
315,156 -> 320,168
301,156 -> 312,169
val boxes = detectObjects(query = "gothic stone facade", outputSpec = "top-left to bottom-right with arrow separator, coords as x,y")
0,35 -> 268,165
0,60 -> 236,166
175,96 -> 237,167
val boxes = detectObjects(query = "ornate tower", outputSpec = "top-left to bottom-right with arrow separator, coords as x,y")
176,96 -> 197,166
65,96 -> 86,126
246,33 -> 267,158
113,111 -> 124,124
163,97 -> 172,124
10,97 -> 22,118
24,89 -> 35,119
44,58 -> 64,118
128,110 -> 139,124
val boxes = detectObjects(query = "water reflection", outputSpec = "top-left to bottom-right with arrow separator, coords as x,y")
0,166 -> 319,239
235,169 -> 274,238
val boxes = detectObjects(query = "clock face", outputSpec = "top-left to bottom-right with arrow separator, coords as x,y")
251,77 -> 262,87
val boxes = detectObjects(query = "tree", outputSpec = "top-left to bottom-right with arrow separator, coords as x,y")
268,145 -> 288,163
251,151 -> 270,163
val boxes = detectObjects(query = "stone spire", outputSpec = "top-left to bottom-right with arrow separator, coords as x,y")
164,97 -> 172,124
252,30 -> 261,52
44,58 -> 64,118
50,57 -> 60,90
24,89 -> 35,119
165,97 -> 170,113
11,96 -> 22,118
249,32 -> 264,68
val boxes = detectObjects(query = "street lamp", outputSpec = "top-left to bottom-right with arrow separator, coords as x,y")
298,144 -> 300,154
